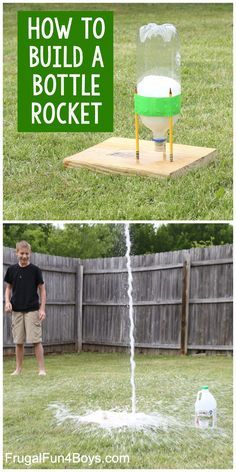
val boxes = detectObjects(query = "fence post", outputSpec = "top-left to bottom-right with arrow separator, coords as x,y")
75,264 -> 83,352
181,255 -> 191,354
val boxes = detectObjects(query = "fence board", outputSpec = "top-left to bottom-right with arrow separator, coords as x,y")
75,265 -> 83,352
181,255 -> 191,354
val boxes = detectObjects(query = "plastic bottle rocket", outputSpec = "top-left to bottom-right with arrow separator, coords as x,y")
136,23 -> 181,152
195,386 -> 217,429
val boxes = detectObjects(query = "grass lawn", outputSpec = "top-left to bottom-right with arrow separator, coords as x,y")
4,352 -> 233,469
3,3 -> 233,221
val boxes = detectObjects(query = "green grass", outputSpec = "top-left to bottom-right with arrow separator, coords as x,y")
4,352 -> 233,469
4,3 -> 232,220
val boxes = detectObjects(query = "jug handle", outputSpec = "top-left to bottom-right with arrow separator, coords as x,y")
197,391 -> 202,401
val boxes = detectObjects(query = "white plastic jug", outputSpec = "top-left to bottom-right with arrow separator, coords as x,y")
195,386 -> 217,429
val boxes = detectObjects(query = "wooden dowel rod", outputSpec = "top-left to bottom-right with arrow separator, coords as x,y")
163,141 -> 166,161
169,88 -> 173,162
135,86 -> 139,160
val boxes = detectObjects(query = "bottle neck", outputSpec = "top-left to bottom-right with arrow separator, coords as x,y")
153,138 -> 166,152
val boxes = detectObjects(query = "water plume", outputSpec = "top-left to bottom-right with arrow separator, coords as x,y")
124,223 -> 136,415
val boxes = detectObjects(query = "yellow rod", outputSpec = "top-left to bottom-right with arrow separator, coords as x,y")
169,88 -> 173,162
135,86 -> 139,161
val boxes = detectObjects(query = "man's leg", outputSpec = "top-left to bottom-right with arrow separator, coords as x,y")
11,312 -> 25,375
25,311 -> 46,375
11,344 -> 24,375
34,342 -> 46,375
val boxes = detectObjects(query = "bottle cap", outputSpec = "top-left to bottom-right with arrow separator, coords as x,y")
201,386 -> 209,390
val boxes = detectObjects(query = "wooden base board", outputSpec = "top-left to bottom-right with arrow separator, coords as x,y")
64,137 -> 217,178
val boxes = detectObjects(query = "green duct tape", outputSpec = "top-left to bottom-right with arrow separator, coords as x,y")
134,94 -> 181,117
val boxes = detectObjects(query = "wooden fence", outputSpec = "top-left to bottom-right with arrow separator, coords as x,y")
3,244 -> 233,355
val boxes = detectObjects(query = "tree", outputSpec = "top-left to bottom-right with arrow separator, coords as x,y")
3,223 -> 126,259
46,224 -> 126,259
3,224 -> 54,252
129,223 -> 232,254
3,223 -> 232,258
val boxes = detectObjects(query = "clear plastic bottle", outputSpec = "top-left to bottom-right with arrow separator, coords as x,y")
195,386 -> 217,429
136,23 -> 181,151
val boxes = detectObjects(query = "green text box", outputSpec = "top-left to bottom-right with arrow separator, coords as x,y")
18,11 -> 113,132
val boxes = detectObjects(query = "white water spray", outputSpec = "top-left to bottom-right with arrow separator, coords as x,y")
48,403 -> 180,431
125,223 -> 136,415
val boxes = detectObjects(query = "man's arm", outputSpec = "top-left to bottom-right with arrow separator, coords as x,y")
38,284 -> 46,321
5,284 -> 12,313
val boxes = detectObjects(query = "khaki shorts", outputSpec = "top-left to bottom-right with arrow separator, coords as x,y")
12,311 -> 42,344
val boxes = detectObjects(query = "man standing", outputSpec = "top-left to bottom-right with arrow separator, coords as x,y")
4,240 -> 46,375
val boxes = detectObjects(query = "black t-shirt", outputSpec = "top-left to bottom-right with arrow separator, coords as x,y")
4,263 -> 44,312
